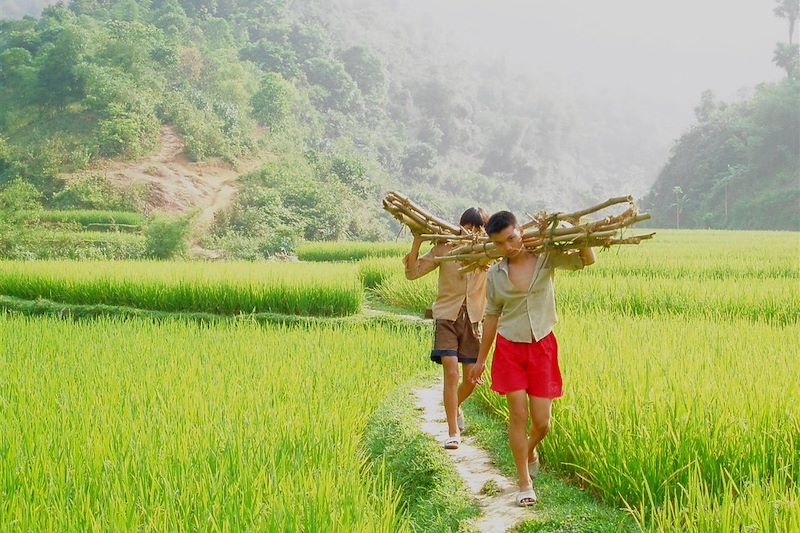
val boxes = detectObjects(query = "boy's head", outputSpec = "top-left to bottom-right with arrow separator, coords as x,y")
486,210 -> 525,258
459,207 -> 489,232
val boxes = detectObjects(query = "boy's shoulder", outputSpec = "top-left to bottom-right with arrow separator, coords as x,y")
487,259 -> 505,277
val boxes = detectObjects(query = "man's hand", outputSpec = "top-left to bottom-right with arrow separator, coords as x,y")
579,245 -> 596,267
470,362 -> 486,385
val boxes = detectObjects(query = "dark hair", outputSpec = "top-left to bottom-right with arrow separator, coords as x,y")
459,207 -> 489,228
486,210 -> 517,236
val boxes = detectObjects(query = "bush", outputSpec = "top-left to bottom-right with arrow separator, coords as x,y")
0,178 -> 41,211
51,174 -> 144,211
96,103 -> 160,158
144,213 -> 192,259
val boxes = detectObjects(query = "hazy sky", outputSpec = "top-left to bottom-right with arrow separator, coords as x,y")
409,0 -> 786,123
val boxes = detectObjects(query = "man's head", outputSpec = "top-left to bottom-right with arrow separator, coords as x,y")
486,210 -> 524,258
459,207 -> 489,232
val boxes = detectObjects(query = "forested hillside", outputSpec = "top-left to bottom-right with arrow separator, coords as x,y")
0,0 -> 721,249
644,1 -> 799,231
644,81 -> 799,230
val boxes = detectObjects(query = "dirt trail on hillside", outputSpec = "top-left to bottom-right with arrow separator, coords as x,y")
415,382 -> 534,532
78,125 -> 264,243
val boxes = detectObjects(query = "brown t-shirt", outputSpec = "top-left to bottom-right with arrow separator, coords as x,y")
403,242 -> 488,322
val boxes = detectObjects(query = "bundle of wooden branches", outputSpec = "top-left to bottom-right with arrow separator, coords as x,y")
383,191 -> 467,238
383,191 -> 655,272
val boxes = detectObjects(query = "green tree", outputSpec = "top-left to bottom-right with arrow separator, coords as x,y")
250,72 -> 294,128
774,0 -> 800,78
35,26 -> 87,109
671,186 -> 687,229
775,0 -> 800,45
240,39 -> 301,79
150,0 -> 190,36
144,213 -> 193,259
0,178 -> 41,211
694,90 -> 717,122
303,57 -> 361,112
340,45 -> 386,96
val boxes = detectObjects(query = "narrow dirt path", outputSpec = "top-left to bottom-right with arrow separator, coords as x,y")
414,382 -> 533,533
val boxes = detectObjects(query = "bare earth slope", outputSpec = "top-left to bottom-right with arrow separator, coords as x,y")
101,126 -> 261,229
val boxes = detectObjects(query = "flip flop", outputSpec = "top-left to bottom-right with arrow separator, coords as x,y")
516,488 -> 537,507
444,436 -> 461,450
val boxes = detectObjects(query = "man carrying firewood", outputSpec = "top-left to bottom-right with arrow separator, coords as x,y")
470,210 -> 595,507
404,207 -> 489,451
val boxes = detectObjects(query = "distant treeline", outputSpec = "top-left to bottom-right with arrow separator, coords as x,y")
1,0 -> 673,234
645,81 -> 799,230
1,0 -> 795,241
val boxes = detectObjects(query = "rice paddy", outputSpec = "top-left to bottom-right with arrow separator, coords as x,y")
0,315 -> 430,531
0,229 -> 797,530
18,209 -> 146,229
296,241 -> 412,262
0,261 -> 362,316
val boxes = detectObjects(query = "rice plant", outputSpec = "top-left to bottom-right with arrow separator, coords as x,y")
358,257 -> 404,289
18,209 -> 146,228
297,241 -> 414,262
0,314 -> 431,531
473,311 -> 800,531
0,261 -> 363,317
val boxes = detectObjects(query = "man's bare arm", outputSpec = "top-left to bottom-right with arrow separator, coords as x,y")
470,314 -> 499,384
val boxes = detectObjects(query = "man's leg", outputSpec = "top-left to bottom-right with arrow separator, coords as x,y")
507,390 -> 533,490
442,356 -> 460,437
527,396 -> 553,465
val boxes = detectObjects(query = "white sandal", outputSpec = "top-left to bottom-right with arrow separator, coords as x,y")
457,409 -> 465,432
516,488 -> 537,507
444,436 -> 461,450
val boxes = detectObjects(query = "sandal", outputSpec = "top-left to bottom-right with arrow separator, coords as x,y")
444,436 -> 461,450
457,409 -> 465,432
516,488 -> 537,507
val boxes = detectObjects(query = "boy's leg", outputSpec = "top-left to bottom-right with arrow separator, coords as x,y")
442,356 -> 460,437
507,389 -> 533,490
527,396 -> 553,463
458,362 -> 476,405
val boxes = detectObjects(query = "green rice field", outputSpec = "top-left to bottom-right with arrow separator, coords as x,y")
0,229 -> 798,531
18,209 -> 146,229
0,260 -> 362,317
296,241 -> 411,262
0,316 -> 429,531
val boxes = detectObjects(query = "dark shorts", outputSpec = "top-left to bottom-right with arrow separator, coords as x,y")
490,332 -> 563,399
431,305 -> 481,365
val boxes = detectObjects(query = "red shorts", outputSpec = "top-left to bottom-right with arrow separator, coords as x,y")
490,332 -> 563,398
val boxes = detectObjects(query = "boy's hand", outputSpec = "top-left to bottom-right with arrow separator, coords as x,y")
470,362 -> 486,385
